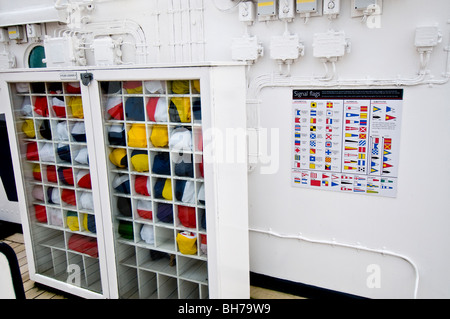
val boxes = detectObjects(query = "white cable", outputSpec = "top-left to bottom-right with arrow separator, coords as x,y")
248,43 -> 445,97
248,31 -> 450,98
248,69 -> 447,99
212,0 -> 243,12
249,227 -> 420,299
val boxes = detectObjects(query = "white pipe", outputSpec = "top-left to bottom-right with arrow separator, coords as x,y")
53,19 -> 148,64
54,0 -> 67,10
168,0 -> 176,62
248,70 -> 445,99
249,227 -> 420,299
444,32 -> 450,77
212,0 -> 243,12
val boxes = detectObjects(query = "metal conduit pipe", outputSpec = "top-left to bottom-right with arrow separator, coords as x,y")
249,227 -> 420,299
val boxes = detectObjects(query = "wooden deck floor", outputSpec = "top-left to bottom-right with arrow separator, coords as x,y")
1,232 -> 303,300
1,233 -> 72,299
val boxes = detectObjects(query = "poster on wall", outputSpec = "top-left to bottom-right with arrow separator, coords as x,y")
291,89 -> 403,197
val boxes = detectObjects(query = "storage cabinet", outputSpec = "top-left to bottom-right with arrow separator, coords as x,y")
1,65 -> 249,299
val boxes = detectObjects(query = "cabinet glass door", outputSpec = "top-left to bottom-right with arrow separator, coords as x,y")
99,79 -> 208,299
9,80 -> 104,296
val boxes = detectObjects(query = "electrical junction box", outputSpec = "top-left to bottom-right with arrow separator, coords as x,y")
232,36 -> 264,63
239,1 -> 256,24
323,0 -> 340,16
257,0 -> 278,21
0,52 -> 15,69
8,26 -> 25,41
279,0 -> 295,21
351,0 -> 382,17
26,24 -> 42,40
92,37 -> 116,66
296,0 -> 322,19
354,0 -> 376,10
296,0 -> 318,13
270,34 -> 303,61
43,36 -> 77,67
415,26 -> 442,48
313,30 -> 349,60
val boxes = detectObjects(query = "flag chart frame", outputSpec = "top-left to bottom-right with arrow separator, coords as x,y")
291,89 -> 403,198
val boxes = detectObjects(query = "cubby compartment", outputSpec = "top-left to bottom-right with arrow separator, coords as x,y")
83,255 -> 102,292
134,198 -> 153,221
177,255 -> 208,284
47,207 -> 64,227
153,202 -> 174,226
175,205 -> 197,230
154,226 -> 176,252
33,245 -> 53,274
172,152 -> 194,178
117,265 -> 139,299
137,247 -> 177,277
116,243 -> 136,267
157,274 -> 178,299
65,95 -> 84,120
137,270 -> 158,299
51,249 -> 68,279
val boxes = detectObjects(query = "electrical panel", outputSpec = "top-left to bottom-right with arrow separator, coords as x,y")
351,0 -> 382,18
239,1 -> 256,24
26,24 -> 42,40
296,0 -> 322,19
279,0 -> 295,21
354,0 -> 376,10
296,0 -> 318,14
323,0 -> 340,16
7,26 -> 25,42
257,0 -> 278,21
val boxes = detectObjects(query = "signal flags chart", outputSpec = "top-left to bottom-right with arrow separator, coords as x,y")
291,89 -> 403,198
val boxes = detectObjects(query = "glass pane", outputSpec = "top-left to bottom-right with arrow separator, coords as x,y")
99,79 -> 207,299
9,81 -> 102,294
